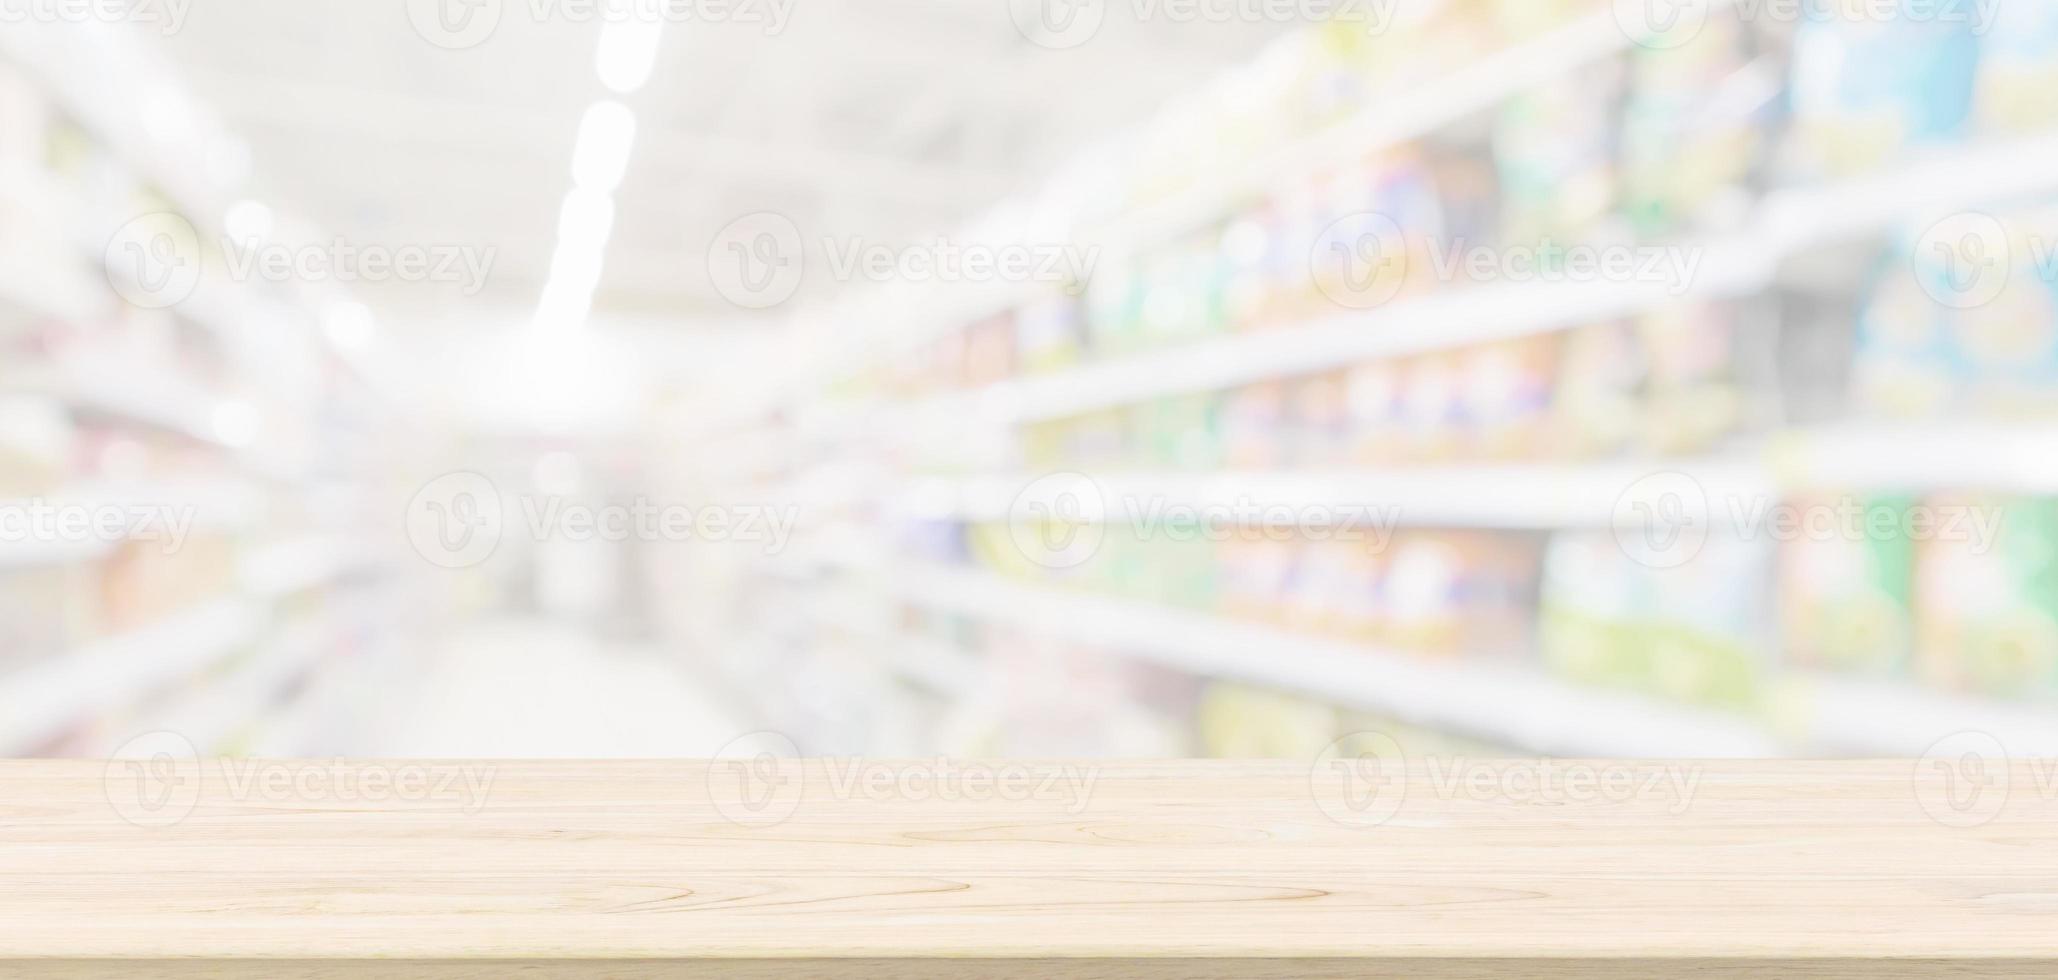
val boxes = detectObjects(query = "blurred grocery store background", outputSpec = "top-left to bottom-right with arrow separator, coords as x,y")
4,0 -> 2058,761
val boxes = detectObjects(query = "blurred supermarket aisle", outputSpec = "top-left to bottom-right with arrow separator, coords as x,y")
262,619 -> 747,758
10,3 -> 2058,765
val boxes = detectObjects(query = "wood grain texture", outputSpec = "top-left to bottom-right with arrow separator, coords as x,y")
3,759 -> 2055,978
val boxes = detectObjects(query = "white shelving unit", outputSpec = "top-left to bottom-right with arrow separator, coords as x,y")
865,563 -> 1781,758
716,0 -> 2058,759
1770,423 -> 2058,495
134,612 -> 333,753
1078,4 -> 1726,267
0,536 -> 115,571
238,535 -> 375,600
892,458 -> 1776,529
1787,671 -> 2058,757
822,130 -> 2058,445
0,598 -> 267,753
880,420 -> 2058,531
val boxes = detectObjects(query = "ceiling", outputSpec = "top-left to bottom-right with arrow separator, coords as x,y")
148,1 -> 1298,329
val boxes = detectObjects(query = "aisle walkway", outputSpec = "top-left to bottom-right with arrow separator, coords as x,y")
262,620 -> 747,757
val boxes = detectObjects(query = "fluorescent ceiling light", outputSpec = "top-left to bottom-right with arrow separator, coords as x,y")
556,187 -> 616,256
571,101 -> 638,192
596,15 -> 665,94
535,237 -> 603,327
534,278 -> 596,329
546,239 -> 605,297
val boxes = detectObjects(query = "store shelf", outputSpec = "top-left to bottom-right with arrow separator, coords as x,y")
1083,4 -> 1719,263
1786,671 -> 2058,757
0,24 -> 234,233
804,590 -> 985,697
0,536 -> 115,571
1759,129 -> 2058,247
0,597 -> 266,753
135,613 -> 332,752
882,422 -> 2058,531
1771,423 -> 2058,495
893,458 -> 1775,529
820,129 -> 2058,441
237,535 -> 375,599
869,564 -> 1780,757
881,248 -> 1772,432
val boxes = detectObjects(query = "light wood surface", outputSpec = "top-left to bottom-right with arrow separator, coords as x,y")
3,758 -> 2055,977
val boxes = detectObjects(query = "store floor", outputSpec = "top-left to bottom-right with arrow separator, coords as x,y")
265,619 -> 746,758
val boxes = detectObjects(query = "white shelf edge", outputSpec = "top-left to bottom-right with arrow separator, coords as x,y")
810,129 -> 2058,437
872,564 -> 1781,758
753,5 -> 1699,421
0,536 -> 116,571
1789,670 -> 2058,757
1082,5 -> 1678,264
238,536 -> 373,599
130,613 -> 333,753
1770,423 -> 2058,495
892,459 -> 1777,529
0,597 -> 266,753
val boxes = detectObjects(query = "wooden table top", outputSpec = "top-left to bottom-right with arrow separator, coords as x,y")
3,756 -> 2054,978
